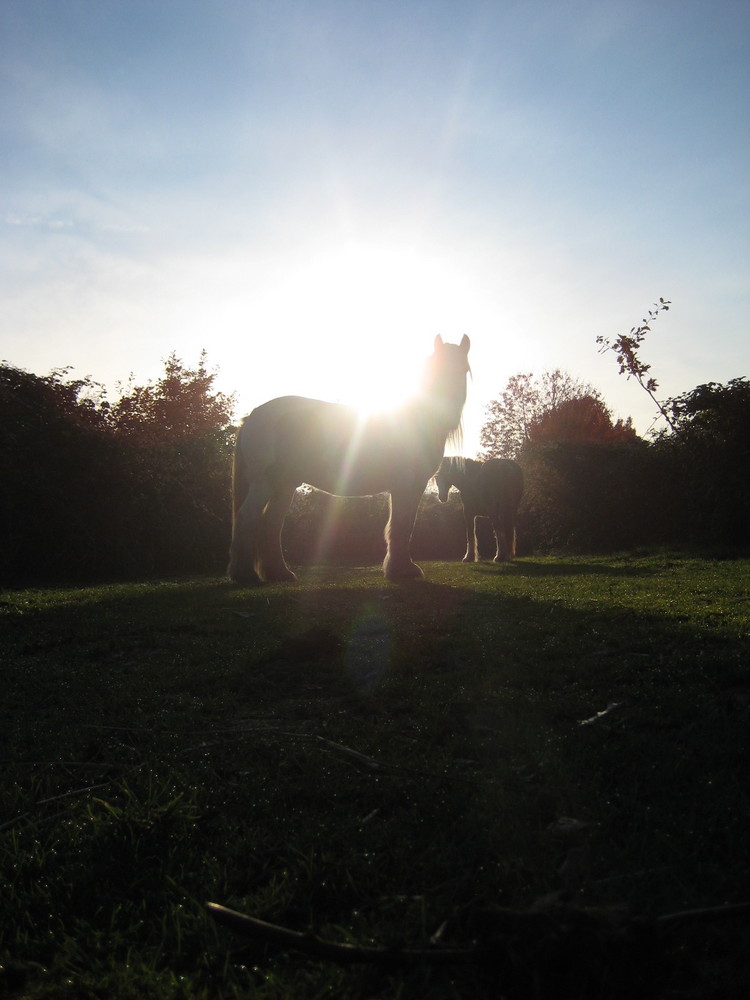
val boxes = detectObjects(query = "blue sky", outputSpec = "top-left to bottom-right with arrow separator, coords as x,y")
2,0 -> 748,450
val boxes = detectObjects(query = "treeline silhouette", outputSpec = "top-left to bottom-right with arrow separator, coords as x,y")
1,355 -> 235,585
504,376 -> 748,554
2,357 -> 747,586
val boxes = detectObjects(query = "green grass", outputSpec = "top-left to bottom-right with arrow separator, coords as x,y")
1,554 -> 749,998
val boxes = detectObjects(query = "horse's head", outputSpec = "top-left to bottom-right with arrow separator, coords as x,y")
434,460 -> 451,503
431,334 -> 471,373
434,456 -> 466,502
421,335 -> 471,434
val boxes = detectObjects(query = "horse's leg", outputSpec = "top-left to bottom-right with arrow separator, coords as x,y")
462,506 -> 477,562
490,515 -> 505,562
228,483 -> 269,585
256,485 -> 298,583
383,484 -> 425,580
492,506 -> 516,562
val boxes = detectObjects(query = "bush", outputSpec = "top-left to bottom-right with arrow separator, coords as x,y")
652,379 -> 750,549
517,440 -> 654,554
0,356 -> 235,585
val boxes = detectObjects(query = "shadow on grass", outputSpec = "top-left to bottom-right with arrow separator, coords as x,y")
471,558 -> 658,578
2,563 -> 749,998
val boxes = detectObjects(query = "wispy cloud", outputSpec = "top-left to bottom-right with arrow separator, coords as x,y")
4,214 -> 73,229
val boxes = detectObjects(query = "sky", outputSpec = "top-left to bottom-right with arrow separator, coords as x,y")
2,0 -> 748,453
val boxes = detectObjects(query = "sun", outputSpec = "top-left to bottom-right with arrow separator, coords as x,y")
256,239 -> 476,416
224,234 -> 490,424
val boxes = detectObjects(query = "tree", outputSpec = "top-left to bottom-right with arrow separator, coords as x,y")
0,364 -> 117,583
664,377 -> 750,440
0,352 -> 238,584
479,372 -> 645,554
480,370 -> 603,458
596,300 -> 748,548
527,395 -> 639,444
654,378 -> 750,547
517,438 -> 653,553
108,350 -> 235,445
104,352 -> 237,574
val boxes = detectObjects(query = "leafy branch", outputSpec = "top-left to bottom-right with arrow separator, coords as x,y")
596,299 -> 677,433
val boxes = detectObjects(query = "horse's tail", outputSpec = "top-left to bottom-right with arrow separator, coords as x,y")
232,418 -> 250,521
493,490 -> 517,558
502,461 -> 524,559
228,407 -> 282,584
486,459 -> 523,559
504,511 -> 517,560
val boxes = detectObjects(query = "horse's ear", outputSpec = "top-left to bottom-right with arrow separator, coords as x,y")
434,334 -> 444,351
460,334 -> 471,353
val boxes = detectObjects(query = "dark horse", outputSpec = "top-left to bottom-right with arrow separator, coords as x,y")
229,335 -> 471,584
435,456 -> 523,562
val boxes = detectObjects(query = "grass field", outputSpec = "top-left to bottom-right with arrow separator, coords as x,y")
1,553 -> 749,998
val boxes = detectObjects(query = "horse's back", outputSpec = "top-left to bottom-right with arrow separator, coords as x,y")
243,395 -> 354,428
480,458 -> 523,511
237,395 -> 358,481
237,395 -> 437,497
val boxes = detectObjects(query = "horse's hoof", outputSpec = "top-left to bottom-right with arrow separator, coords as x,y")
259,567 -> 298,583
227,565 -> 262,586
383,560 -> 424,581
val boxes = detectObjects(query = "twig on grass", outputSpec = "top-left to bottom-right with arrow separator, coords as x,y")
0,781 -> 113,833
658,901 -> 750,926
205,903 -> 474,967
0,760 -> 116,767
36,783 -> 112,808
206,898 -> 750,971
315,736 -> 381,770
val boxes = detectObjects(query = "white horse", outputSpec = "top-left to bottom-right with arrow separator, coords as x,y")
229,335 -> 471,584
435,456 -> 523,562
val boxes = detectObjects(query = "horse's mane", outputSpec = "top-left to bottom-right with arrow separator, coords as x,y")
445,424 -> 464,454
442,455 -> 481,473
446,358 -> 472,451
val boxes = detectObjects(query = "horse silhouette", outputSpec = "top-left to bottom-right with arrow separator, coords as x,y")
229,335 -> 471,584
435,456 -> 523,562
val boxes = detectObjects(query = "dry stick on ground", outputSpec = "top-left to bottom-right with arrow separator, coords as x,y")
0,781 -> 113,833
205,903 -> 475,967
206,900 -> 750,969
314,736 -> 381,770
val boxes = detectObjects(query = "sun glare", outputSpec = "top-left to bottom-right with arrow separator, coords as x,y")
244,239 -> 479,417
